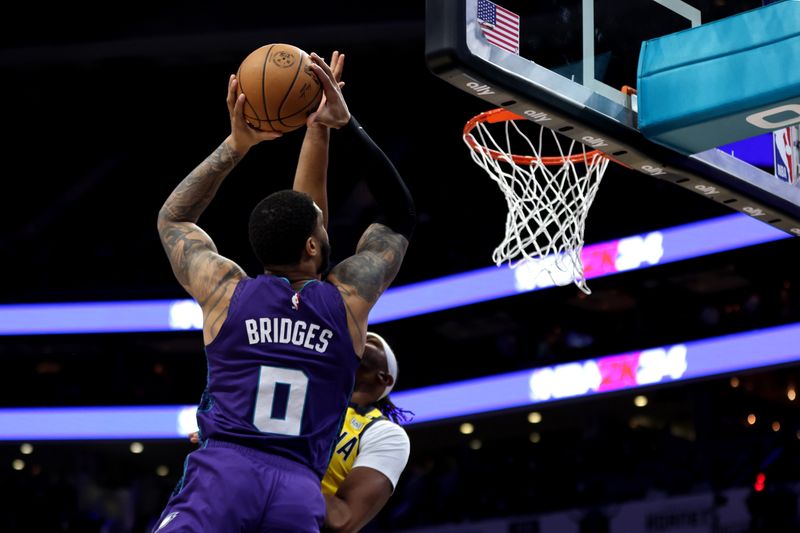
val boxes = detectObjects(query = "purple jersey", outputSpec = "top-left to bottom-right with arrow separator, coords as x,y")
197,275 -> 359,478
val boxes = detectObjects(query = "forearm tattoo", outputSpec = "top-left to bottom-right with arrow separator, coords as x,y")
157,141 -> 245,296
160,141 -> 241,223
332,224 -> 408,304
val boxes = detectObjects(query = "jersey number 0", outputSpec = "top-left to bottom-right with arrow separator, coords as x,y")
253,365 -> 309,436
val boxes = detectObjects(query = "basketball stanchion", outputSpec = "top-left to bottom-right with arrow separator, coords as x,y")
463,108 -> 614,294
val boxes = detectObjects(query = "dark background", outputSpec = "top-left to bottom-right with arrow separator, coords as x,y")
1,1 -> 799,531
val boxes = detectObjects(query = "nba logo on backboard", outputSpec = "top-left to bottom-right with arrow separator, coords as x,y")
774,125 -> 800,186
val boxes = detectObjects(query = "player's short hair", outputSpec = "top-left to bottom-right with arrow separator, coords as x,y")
249,190 -> 319,267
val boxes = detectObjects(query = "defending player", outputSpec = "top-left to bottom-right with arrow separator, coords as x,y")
321,331 -> 411,532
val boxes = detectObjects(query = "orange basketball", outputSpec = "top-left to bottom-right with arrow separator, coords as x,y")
235,44 -> 322,133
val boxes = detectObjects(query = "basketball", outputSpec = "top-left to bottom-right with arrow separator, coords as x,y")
235,43 -> 322,133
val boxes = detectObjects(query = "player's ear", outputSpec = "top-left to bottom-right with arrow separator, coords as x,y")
305,235 -> 318,257
378,371 -> 394,388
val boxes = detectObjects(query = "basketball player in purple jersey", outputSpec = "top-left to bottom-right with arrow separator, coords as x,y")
153,53 -> 415,532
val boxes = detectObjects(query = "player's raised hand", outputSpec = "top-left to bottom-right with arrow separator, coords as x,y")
308,51 -> 346,130
226,75 -> 282,155
330,50 -> 346,89
307,53 -> 351,129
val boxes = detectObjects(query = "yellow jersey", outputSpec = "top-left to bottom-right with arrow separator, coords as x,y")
321,404 -> 385,495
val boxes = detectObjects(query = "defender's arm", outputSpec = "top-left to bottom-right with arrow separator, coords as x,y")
293,51 -> 345,228
323,467 -> 394,533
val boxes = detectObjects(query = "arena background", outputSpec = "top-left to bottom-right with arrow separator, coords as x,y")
1,1 -> 799,531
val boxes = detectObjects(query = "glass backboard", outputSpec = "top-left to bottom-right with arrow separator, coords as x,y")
426,0 -> 800,236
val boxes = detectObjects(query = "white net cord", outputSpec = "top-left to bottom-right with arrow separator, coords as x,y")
464,118 -> 610,294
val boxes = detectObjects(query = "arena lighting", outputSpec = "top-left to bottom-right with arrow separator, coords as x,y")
0,214 -> 788,336
1,322 -> 799,440
459,423 -> 475,435
754,472 -> 766,492
0,406 -> 196,440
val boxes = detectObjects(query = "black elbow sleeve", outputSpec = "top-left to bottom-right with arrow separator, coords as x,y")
341,117 -> 416,240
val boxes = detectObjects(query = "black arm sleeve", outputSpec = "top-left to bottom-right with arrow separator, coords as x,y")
339,116 -> 416,240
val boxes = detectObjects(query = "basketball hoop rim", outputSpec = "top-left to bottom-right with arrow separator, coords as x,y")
463,108 -> 607,166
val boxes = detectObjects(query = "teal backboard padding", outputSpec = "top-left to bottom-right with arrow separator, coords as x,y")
638,0 -> 800,155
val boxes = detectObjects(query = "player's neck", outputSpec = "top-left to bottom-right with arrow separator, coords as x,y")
264,264 -> 321,288
350,391 -> 377,409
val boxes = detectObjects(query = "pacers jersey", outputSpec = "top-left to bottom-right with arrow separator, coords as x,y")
321,404 -> 384,495
198,275 -> 359,478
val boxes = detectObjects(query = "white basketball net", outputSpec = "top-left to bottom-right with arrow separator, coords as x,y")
464,111 -> 610,294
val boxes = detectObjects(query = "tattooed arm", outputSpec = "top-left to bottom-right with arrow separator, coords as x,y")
327,224 -> 409,353
308,54 -> 414,354
158,74 -> 280,344
157,140 -> 246,344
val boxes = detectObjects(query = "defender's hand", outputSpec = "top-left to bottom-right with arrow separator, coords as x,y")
307,53 -> 351,129
308,51 -> 346,129
226,75 -> 282,155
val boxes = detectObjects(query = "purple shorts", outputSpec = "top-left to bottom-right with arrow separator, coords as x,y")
153,439 -> 324,533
